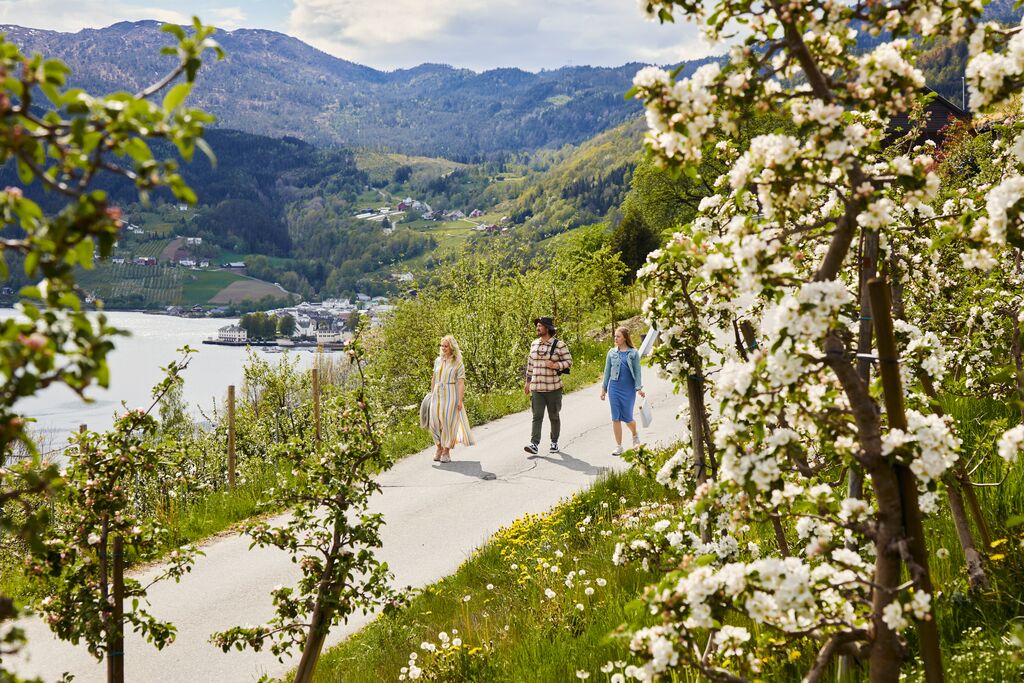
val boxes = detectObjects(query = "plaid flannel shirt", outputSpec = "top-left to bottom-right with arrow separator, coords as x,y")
526,337 -> 572,392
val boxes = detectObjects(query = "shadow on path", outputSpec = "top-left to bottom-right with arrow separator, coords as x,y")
531,450 -> 607,476
433,460 -> 497,480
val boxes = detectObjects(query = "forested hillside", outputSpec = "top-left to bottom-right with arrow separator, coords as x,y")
505,118 -> 645,239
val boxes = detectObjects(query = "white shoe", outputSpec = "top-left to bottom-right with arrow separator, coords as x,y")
612,445 -> 624,456
632,435 -> 641,447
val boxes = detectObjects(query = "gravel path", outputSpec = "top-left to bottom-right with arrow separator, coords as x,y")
9,375 -> 682,682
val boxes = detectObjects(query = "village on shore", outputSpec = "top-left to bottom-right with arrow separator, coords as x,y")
204,295 -> 393,352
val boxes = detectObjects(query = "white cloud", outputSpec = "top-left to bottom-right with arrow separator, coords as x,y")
287,0 -> 710,71
207,6 -> 247,31
0,0 -> 187,32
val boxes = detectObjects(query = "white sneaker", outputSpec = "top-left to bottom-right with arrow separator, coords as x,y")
632,435 -> 641,447
612,445 -> 624,456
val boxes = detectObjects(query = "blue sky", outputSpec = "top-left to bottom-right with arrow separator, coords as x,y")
0,0 -> 708,71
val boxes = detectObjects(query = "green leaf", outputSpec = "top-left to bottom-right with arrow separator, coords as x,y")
23,252 -> 38,276
162,82 -> 192,112
58,291 -> 81,311
75,238 -> 95,270
694,553 -> 718,566
123,138 -> 154,164
623,598 -> 646,618
195,137 -> 217,168
1007,514 -> 1024,529
17,159 -> 33,185
161,24 -> 186,40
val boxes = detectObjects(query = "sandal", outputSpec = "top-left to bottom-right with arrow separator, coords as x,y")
433,445 -> 442,462
440,449 -> 451,463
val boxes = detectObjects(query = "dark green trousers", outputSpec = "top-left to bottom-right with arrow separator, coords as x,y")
530,389 -> 563,445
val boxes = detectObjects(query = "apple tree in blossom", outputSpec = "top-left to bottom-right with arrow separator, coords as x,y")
610,1 -> 1024,681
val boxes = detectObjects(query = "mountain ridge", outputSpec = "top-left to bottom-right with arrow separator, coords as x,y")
1,20 -> 659,159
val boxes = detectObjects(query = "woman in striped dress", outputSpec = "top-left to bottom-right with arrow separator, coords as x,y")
430,335 -> 474,463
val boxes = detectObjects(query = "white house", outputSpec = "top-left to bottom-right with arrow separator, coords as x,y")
186,237 -> 203,245
218,325 -> 247,343
179,259 -> 196,268
316,329 -> 345,345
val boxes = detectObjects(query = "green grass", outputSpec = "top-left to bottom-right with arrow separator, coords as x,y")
180,269 -> 244,304
215,251 -> 293,269
156,465 -> 285,547
307,467 -> 671,683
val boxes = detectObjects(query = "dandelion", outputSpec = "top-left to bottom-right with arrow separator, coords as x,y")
597,578 -> 607,587
545,588 -> 556,600
576,670 -> 591,679
601,662 -> 614,673
936,548 -> 949,560
576,603 -> 585,610
452,637 -> 462,647
486,583 -> 494,590
585,587 -> 595,596
463,594 -> 472,602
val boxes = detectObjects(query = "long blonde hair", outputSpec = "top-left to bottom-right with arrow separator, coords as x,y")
614,326 -> 634,349
438,334 -> 463,365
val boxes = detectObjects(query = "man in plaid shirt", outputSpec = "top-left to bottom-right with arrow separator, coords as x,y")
523,316 -> 572,454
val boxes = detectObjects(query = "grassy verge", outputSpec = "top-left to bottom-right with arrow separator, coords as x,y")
308,467 -> 671,683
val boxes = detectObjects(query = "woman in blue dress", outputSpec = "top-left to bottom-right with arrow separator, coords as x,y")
600,326 -> 645,455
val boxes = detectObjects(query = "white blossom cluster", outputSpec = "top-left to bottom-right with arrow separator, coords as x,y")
997,424 -> 1024,463
881,410 -> 961,486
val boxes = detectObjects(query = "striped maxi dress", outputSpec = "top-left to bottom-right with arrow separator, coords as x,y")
430,357 -> 474,448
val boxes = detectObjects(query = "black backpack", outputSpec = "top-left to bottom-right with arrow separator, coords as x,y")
548,337 -> 570,375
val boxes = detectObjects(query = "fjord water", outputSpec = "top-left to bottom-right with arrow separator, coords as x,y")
1,308 -> 310,450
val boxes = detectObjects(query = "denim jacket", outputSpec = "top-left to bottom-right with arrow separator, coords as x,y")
602,347 -> 642,391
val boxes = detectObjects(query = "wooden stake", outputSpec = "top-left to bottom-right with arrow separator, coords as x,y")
109,535 -> 124,683
227,385 -> 236,489
312,368 -> 321,446
869,277 -> 944,683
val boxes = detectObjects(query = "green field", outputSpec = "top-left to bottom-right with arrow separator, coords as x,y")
355,150 -> 465,186
216,250 -> 293,269
180,270 -> 245,303
78,263 -> 270,307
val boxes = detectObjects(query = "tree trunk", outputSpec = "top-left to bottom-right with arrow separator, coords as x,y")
869,279 -> 944,683
109,535 -> 125,683
686,371 -> 710,544
292,602 -> 333,683
851,230 -> 880,501
945,482 -> 989,590
868,465 -> 909,683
